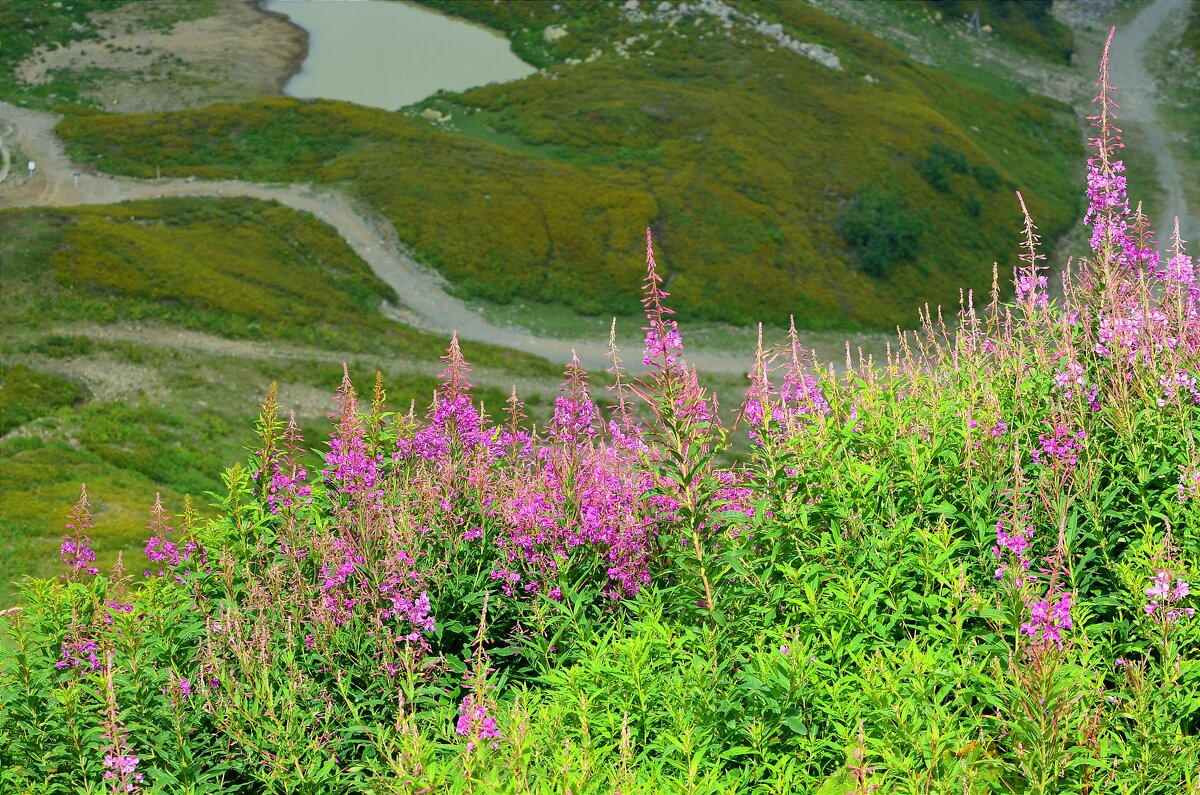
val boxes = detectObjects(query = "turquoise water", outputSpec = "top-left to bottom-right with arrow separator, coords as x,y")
268,0 -> 536,110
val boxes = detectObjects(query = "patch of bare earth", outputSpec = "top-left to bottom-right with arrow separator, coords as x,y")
15,0 -> 305,113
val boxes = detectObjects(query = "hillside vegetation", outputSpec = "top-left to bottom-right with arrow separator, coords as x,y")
921,0 -> 1074,63
0,198 -> 552,605
55,0 -> 1081,329
1,41 -> 1197,789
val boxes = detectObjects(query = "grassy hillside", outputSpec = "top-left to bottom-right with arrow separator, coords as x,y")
55,0 -> 1082,330
921,0 -> 1074,63
0,199 -> 552,606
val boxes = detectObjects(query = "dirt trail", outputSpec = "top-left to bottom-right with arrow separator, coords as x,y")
1104,0 -> 1196,247
0,100 -> 758,377
0,120 -> 10,184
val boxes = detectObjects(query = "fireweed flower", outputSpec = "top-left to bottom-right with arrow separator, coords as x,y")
379,548 -> 436,644
1084,29 -> 1134,266
267,411 -> 313,515
1015,191 -> 1049,309
641,228 -> 685,372
323,365 -> 385,505
1020,589 -> 1073,650
1144,569 -> 1195,622
456,693 -> 501,751
1158,370 -> 1200,407
1180,465 -> 1200,503
1030,422 -> 1086,469
316,536 -> 366,625
1016,272 -> 1049,308
56,635 -> 101,671
61,484 -> 99,579
101,657 -> 144,793
551,354 -> 599,444
993,514 -> 1033,581
142,494 -> 205,581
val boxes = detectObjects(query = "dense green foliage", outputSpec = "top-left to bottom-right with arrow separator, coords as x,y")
56,0 -> 1081,329
3,87 -> 1198,784
837,187 -> 925,278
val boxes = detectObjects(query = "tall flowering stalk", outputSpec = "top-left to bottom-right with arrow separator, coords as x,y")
1015,191 -> 1049,312
630,228 -> 727,617
457,596 -> 500,754
100,655 -> 143,793
324,365 -> 384,507
61,483 -> 99,580
1084,27 -> 1133,267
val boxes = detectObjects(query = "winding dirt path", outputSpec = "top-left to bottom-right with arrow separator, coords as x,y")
1104,0 -> 1195,247
0,100 -> 754,377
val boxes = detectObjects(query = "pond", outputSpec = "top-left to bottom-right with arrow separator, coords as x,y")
267,0 -> 537,111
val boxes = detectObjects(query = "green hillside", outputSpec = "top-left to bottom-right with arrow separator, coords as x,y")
54,0 -> 1081,330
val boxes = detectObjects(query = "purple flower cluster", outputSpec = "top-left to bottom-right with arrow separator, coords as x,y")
1052,361 -> 1099,409
1144,569 -> 1194,623
101,660 -> 144,793
56,635 -> 100,671
1030,422 -> 1086,469
1158,370 -> 1199,407
993,514 -> 1033,582
1016,271 -> 1049,310
323,366 -> 384,505
316,537 -> 366,625
388,336 -> 659,602
641,228 -> 686,373
456,693 -> 501,751
60,484 -> 99,579
144,494 -> 204,579
1160,243 -> 1196,296
743,328 -> 831,445
1180,465 -> 1200,503
103,750 -> 143,793
1020,591 -> 1073,650
379,562 -> 435,643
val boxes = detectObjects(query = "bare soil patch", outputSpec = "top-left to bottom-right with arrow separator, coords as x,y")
15,0 -> 306,113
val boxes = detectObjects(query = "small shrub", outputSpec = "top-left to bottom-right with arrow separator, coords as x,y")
971,162 -> 1003,190
0,364 -> 90,435
918,142 -> 969,192
838,186 -> 925,278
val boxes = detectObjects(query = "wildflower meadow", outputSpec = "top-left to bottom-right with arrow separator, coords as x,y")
1,29 -> 1197,795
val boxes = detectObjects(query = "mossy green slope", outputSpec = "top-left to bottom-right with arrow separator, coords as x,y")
55,0 -> 1081,330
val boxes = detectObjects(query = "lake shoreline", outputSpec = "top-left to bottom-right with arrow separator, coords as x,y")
253,0 -> 312,95
263,0 -> 535,111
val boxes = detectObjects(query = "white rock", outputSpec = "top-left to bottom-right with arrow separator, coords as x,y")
543,24 -> 569,43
